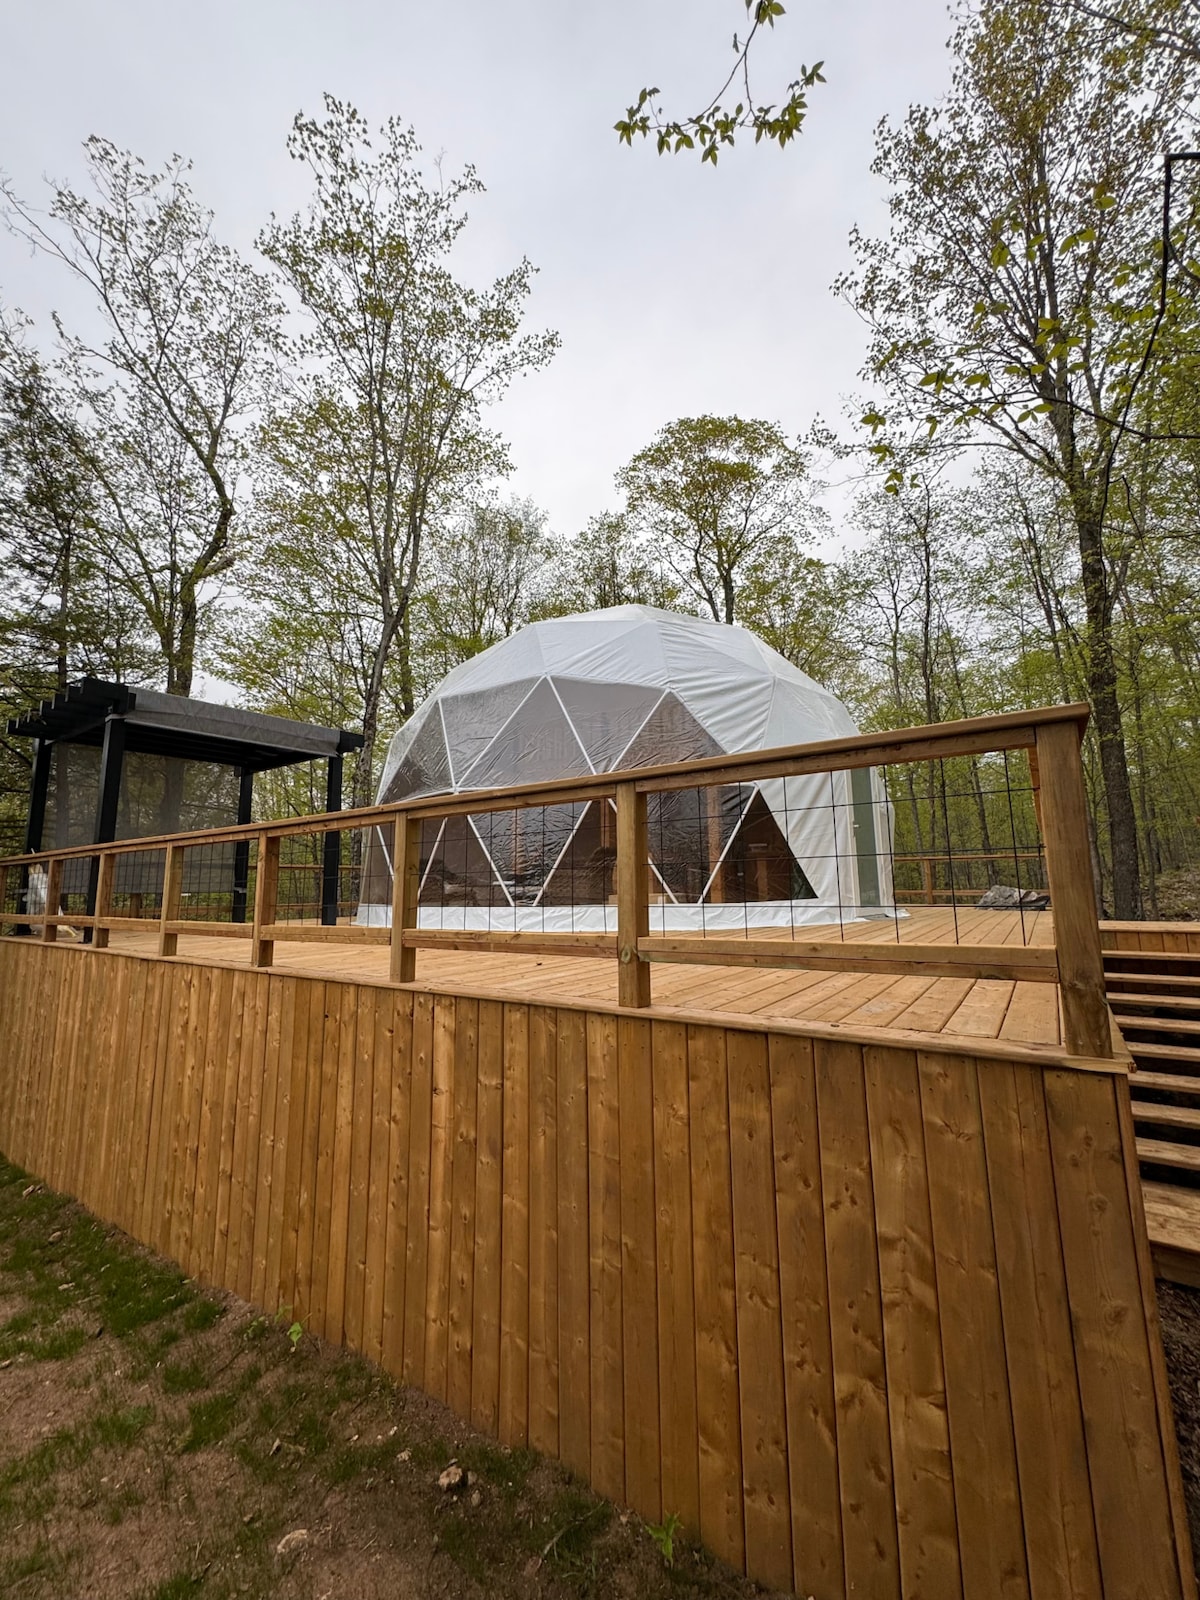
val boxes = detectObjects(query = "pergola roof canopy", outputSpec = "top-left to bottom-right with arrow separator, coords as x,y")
8,678 -> 363,773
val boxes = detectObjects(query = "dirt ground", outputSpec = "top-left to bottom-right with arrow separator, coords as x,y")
0,1156 -> 782,1600
4,1154 -> 1200,1598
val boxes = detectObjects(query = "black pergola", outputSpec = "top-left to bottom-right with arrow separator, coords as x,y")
10,678 -> 363,926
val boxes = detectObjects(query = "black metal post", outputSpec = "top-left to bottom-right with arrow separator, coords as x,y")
231,768 -> 254,924
23,738 -> 51,855
85,714 -> 127,936
320,754 -> 344,926
15,738 -> 53,931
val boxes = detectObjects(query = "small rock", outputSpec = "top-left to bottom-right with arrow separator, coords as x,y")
438,1462 -> 465,1492
398,1448 -> 411,1462
275,1529 -> 309,1559
21,1185 -> 36,1198
523,1556 -> 543,1578
269,1438 -> 282,1458
470,1490 -> 482,1508
48,1231 -> 62,1243
92,1324 -> 104,1339
0,1358 -> 12,1370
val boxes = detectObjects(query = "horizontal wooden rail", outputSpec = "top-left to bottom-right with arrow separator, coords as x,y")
638,935 -> 1060,984
0,701 -> 1112,1055
399,928 -> 618,959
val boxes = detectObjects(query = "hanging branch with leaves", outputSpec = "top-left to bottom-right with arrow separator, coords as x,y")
615,1 -> 824,164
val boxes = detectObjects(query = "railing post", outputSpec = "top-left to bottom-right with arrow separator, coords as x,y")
92,852 -> 115,949
39,857 -> 62,943
1035,719 -> 1112,1058
390,815 -> 420,983
0,862 -> 8,932
616,782 -> 651,1008
159,844 -> 184,957
252,833 -> 279,969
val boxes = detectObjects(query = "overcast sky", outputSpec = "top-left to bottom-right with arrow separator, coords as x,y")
0,0 -> 954,545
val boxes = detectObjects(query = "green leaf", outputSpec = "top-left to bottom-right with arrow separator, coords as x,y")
991,242 -> 1011,269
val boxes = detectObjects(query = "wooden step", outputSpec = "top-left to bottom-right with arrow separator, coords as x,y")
1106,972 -> 1200,993
1108,990 -> 1200,1012
1114,1013 -> 1200,1037
1129,1070 -> 1200,1094
1143,1181 -> 1200,1289
1104,947 -> 1200,958
1136,1136 -> 1200,1173
1128,1040 -> 1200,1066
1132,1100 -> 1200,1132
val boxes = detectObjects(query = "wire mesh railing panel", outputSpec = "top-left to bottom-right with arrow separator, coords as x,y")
108,849 -> 168,919
171,840 -> 248,925
272,828 -> 366,928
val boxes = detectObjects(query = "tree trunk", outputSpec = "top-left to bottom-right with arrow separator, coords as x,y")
1077,512 -> 1141,918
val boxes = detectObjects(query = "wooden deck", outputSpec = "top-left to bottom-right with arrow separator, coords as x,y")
84,905 -> 1066,1049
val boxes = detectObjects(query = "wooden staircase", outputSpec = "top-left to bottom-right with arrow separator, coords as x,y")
1105,946 -> 1200,1285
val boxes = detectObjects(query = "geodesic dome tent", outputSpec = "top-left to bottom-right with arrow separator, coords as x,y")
357,606 -> 894,931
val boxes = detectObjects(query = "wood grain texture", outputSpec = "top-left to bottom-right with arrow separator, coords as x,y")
0,938 -> 1192,1600
816,1036 -> 901,1600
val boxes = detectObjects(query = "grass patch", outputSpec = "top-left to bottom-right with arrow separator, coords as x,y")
180,1392 -> 239,1453
0,1402 -> 154,1529
161,1357 -> 210,1394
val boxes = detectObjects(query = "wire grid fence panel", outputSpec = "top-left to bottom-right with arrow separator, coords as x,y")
169,839 -> 252,925
272,826 -> 366,927
343,743 -> 1052,951
107,849 -> 168,917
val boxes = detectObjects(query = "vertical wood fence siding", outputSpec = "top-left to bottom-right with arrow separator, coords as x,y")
0,939 -> 1193,1600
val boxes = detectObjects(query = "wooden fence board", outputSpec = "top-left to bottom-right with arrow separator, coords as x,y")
291,982 -> 327,1330
448,997 -> 480,1421
816,1036 -> 901,1600
309,983 -> 345,1339
556,1007 -> 591,1479
920,1050 -> 1030,1600
401,992 -> 435,1387
499,1003 -> 530,1447
343,985 -> 377,1357
767,1032 -> 843,1596
586,1009 -> 623,1502
471,999 -> 505,1436
977,1062 -> 1102,1600
864,1044 -> 962,1600
324,985 -> 359,1347
1045,1069 -> 1188,1600
379,990 -> 414,1379
687,1023 -> 744,1571
528,1006 -> 560,1457
651,1018 -> 700,1537
424,994 -> 457,1402
727,1028 -> 792,1592
618,1013 -> 660,1523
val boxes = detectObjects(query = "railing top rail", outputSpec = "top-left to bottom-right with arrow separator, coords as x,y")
0,701 -> 1087,869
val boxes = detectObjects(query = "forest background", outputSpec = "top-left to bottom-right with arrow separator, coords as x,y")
2,0 -> 1199,921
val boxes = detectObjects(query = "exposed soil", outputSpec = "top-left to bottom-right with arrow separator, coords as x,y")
1157,1282 -> 1200,1567
6,1154 -> 1200,1597
0,1157 -> 779,1600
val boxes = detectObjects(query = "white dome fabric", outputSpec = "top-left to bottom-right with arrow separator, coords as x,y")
357,605 -> 894,931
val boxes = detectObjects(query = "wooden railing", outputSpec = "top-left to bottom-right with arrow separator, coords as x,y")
0,702 -> 1112,1057
892,849 -> 1046,905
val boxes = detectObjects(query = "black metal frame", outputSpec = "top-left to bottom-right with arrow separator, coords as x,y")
11,678 -> 363,930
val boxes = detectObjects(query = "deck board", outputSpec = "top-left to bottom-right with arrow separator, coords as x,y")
41,907 -> 1063,1049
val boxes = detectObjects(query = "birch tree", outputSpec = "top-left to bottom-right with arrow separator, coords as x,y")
259,97 -> 558,809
